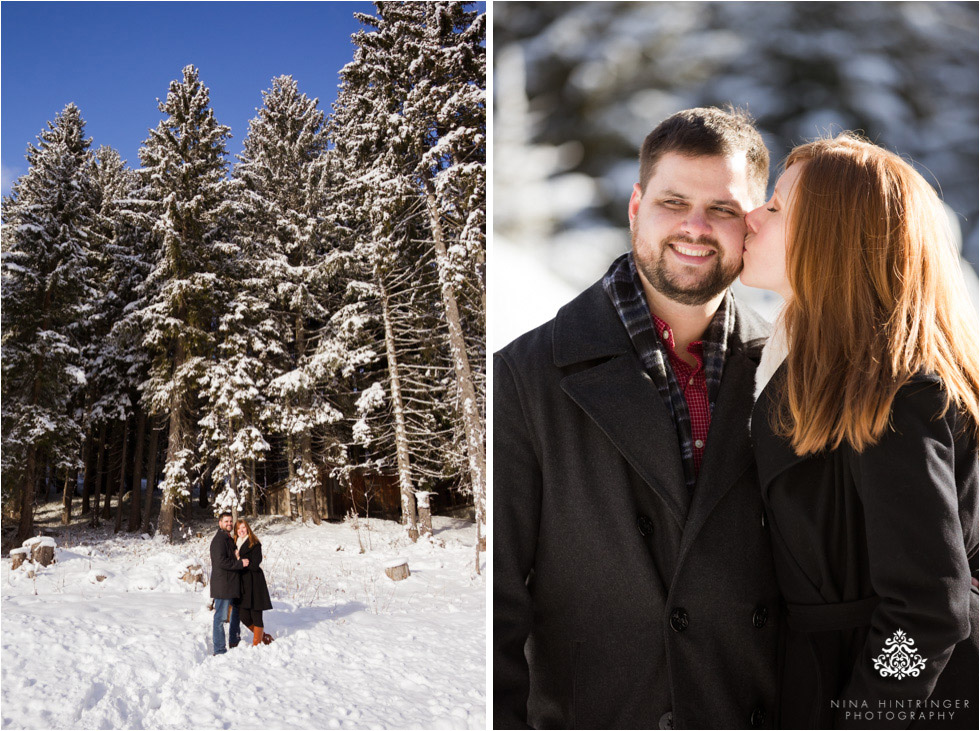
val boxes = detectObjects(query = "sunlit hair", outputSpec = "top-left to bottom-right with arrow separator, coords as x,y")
639,105 -> 769,205
233,519 -> 260,548
775,132 -> 979,455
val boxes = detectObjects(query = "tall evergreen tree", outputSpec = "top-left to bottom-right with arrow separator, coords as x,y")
330,2 -> 486,547
404,1 -> 487,554
82,146 -> 153,529
1,103 -> 96,543
137,65 -> 237,540
229,75 -> 342,522
330,10 -> 431,536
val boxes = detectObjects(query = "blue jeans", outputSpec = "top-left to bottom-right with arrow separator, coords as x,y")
213,598 -> 240,654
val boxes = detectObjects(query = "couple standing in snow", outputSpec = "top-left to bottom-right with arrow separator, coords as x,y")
494,107 -> 978,728
210,512 -> 274,655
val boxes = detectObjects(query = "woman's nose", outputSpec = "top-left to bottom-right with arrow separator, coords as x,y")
745,206 -> 762,234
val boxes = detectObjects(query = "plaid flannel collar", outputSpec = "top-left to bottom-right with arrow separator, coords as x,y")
602,252 -> 734,486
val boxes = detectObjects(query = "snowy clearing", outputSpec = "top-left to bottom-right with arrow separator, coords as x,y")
1,513 -> 485,730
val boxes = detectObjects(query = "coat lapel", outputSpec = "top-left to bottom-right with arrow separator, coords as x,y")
677,347 -> 757,558
674,299 -> 772,561
553,282 -> 689,526
561,354 -> 690,524
751,362 -> 810,496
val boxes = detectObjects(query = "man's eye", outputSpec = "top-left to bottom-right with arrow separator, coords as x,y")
712,207 -> 736,216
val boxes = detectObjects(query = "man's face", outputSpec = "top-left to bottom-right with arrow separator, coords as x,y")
628,151 -> 755,306
218,515 -> 233,533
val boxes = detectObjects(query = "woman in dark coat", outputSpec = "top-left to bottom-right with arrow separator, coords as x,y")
739,133 -> 978,729
234,519 -> 274,646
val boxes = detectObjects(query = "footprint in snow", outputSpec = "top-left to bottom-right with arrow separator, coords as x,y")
83,682 -> 107,708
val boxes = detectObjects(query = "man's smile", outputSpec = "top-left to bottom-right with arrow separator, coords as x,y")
668,242 -> 717,263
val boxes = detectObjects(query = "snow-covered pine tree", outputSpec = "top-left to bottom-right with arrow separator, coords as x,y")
137,65 -> 237,541
1,103 -> 96,543
81,146 -> 153,530
331,2 -> 486,551
403,1 -> 487,564
329,7 -> 438,538
197,290 -> 273,522
230,75 -> 343,522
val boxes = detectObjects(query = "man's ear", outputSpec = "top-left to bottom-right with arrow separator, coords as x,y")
628,183 -> 643,228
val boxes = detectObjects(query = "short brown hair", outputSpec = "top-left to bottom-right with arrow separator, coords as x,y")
639,106 -> 769,203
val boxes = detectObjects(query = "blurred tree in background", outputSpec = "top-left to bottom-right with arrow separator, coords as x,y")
493,1 -> 978,345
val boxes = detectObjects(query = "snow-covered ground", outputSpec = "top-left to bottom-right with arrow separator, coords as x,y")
1,510 -> 485,730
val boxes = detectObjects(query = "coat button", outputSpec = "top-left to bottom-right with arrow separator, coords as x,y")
658,711 -> 674,729
750,707 -> 767,727
753,606 -> 768,628
669,608 -> 689,632
637,515 -> 654,537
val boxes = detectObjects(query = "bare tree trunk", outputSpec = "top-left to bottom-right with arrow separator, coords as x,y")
230,470 -> 238,522
127,409 -> 147,532
141,417 -> 161,534
424,186 -> 486,560
179,494 -> 194,533
102,421 -> 122,520
292,313 -> 319,525
113,417 -> 130,532
285,434 -> 299,520
91,421 -> 109,527
80,427 -> 95,515
200,459 -> 210,508
310,464 -> 322,526
302,438 -> 317,525
249,459 -> 258,518
158,403 -> 183,541
61,468 -> 73,525
475,513 -> 482,576
379,279 -> 418,541
15,445 -> 38,544
325,473 -> 335,521
16,312 -> 47,543
262,459 -> 269,515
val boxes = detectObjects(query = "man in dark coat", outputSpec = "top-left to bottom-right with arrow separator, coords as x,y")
494,107 -> 782,729
210,511 -> 247,655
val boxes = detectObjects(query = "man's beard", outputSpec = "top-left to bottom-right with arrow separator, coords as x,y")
632,229 -> 741,306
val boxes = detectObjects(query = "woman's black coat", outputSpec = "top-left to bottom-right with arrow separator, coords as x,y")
752,371 -> 978,729
237,540 -> 273,612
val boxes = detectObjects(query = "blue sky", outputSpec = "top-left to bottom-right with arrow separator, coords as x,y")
1,1 -> 383,195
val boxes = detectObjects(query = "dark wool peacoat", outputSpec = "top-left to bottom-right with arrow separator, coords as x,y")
752,370 -> 979,730
210,529 -> 244,600
494,281 -> 781,730
237,540 -> 273,612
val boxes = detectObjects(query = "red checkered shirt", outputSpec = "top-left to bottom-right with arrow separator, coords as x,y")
651,314 -> 710,474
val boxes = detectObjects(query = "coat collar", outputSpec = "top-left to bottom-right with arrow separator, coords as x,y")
555,280 -> 770,530
553,281 -> 769,366
553,281 -> 632,367
750,362 -> 810,495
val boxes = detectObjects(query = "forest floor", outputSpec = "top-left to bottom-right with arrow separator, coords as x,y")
1,501 -> 486,729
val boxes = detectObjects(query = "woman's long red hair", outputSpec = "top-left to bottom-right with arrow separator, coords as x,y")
776,133 -> 979,455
